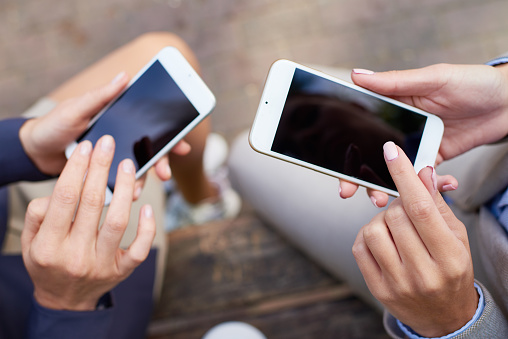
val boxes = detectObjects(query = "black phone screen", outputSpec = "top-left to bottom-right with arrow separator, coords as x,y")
78,60 -> 199,189
271,68 -> 427,191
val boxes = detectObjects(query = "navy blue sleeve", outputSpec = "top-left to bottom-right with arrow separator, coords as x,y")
26,296 -> 114,339
0,118 -> 51,187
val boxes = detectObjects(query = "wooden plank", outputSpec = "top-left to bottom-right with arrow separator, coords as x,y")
149,210 -> 387,339
154,214 -> 340,319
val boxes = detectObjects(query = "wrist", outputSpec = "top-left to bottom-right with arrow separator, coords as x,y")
34,289 -> 99,312
19,119 -> 43,172
398,283 -> 483,339
18,119 -> 65,175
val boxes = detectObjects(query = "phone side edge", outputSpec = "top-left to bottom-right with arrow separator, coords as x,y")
413,113 -> 444,173
249,59 -> 296,154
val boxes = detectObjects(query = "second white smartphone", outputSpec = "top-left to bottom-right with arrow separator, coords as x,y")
249,60 -> 444,196
66,47 -> 216,204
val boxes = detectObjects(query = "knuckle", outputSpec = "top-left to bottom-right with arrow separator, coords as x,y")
384,204 -> 407,225
67,265 -> 89,280
444,256 -> 470,281
417,275 -> 443,297
104,216 -> 128,235
361,222 -> 387,246
80,190 -> 105,210
27,198 -> 46,218
362,223 -> 382,242
128,251 -> 145,266
351,242 -> 363,258
373,284 -> 397,305
406,199 -> 434,221
53,185 -> 80,206
65,257 -> 90,280
30,247 -> 54,269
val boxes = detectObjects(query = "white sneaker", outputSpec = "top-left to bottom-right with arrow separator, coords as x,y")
202,322 -> 266,339
164,171 -> 242,231
164,134 -> 242,232
164,133 -> 229,193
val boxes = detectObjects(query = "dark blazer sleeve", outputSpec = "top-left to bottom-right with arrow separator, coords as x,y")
26,297 -> 114,339
0,118 -> 50,187
0,118 -> 116,338
0,118 -> 156,339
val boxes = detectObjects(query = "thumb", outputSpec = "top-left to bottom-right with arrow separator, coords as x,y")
417,166 -> 469,247
351,65 -> 447,98
72,71 -> 129,122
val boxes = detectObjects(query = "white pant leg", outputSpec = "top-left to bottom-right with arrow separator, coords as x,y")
229,130 -> 507,311
228,131 -> 387,310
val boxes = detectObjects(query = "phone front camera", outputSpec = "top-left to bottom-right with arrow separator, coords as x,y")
265,101 -> 268,104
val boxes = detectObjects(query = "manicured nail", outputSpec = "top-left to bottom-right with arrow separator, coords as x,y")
135,186 -> 142,199
101,135 -> 114,153
442,184 -> 457,191
79,141 -> 92,155
338,184 -> 344,198
428,166 -> 437,191
111,71 -> 127,84
353,68 -> 375,75
383,142 -> 398,161
122,160 -> 135,174
144,205 -> 153,218
370,196 -> 378,208
166,163 -> 172,178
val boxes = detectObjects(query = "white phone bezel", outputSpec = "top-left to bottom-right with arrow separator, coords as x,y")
66,46 -> 216,204
249,59 -> 444,196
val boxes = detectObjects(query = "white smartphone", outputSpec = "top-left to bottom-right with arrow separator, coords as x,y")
249,60 -> 444,196
66,47 -> 216,205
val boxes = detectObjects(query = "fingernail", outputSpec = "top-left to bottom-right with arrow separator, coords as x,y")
80,141 -> 92,155
370,196 -> 379,208
383,142 -> 398,161
338,184 -> 343,198
353,68 -> 375,75
442,184 -> 457,191
166,163 -> 172,178
144,205 -> 153,218
135,186 -> 142,199
101,135 -> 114,153
122,160 -> 134,174
428,166 -> 437,191
111,71 -> 127,84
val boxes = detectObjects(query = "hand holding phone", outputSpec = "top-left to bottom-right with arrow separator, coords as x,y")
249,60 -> 444,197
66,47 -> 216,205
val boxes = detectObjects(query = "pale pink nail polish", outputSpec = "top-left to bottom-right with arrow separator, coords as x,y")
135,186 -> 142,199
111,71 -> 126,84
442,184 -> 457,191
370,196 -> 378,208
144,205 -> 153,218
383,142 -> 398,161
353,68 -> 375,75
122,160 -> 134,174
80,142 -> 92,155
101,135 -> 114,153
428,166 -> 437,191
